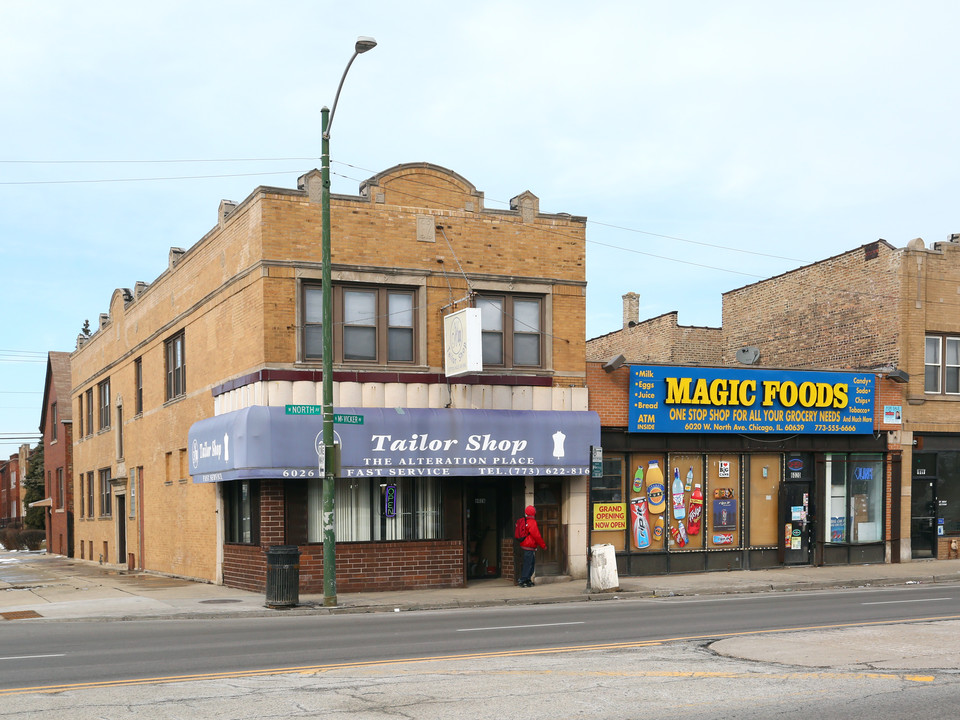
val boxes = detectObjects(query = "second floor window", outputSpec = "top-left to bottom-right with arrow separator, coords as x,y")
134,357 -> 143,414
166,331 -> 186,400
50,402 -> 58,441
303,284 -> 416,364
85,388 -> 94,437
925,335 -> 960,394
477,294 -> 542,368
97,379 -> 111,430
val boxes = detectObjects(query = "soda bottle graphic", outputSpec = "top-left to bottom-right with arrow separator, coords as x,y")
646,461 -> 666,514
632,465 -> 644,494
630,497 -> 651,549
672,468 -> 685,519
687,483 -> 703,535
670,522 -> 687,547
685,467 -> 694,492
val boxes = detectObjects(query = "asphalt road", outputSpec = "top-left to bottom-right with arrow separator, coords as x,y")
2,582 -> 959,692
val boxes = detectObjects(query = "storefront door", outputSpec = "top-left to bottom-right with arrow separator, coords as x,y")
534,480 -> 563,575
781,481 -> 812,565
911,478 -> 937,559
465,481 -> 501,579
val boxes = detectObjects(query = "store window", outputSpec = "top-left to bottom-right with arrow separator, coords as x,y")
591,456 -> 626,550
224,480 -> 259,544
705,455 -> 740,549
307,477 -> 442,542
825,453 -> 883,544
748,454 -> 780,547
935,453 -> 960,535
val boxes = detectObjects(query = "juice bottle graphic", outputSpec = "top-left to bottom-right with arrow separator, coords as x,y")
672,468 -> 685,519
630,497 -> 651,549
685,467 -> 694,492
646,461 -> 666,514
687,483 -> 703,535
632,465 -> 644,494
652,516 -> 664,542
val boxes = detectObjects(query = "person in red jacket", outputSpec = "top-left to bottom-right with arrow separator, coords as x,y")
519,504 -> 546,588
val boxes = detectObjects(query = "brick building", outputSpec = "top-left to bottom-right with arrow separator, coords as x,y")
36,351 -> 74,555
586,237 -> 960,575
73,163 -> 599,592
0,454 -> 21,527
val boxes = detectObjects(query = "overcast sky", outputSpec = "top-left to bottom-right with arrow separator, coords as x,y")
3,1 -> 960,454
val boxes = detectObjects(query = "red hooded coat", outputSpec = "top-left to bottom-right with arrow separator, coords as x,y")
520,505 -> 546,550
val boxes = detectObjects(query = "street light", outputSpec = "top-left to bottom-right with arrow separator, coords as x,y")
320,35 -> 377,608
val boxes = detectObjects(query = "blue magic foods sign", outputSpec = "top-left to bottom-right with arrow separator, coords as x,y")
629,366 -> 874,435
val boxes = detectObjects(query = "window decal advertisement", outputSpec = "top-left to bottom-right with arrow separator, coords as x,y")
629,366 -> 874,435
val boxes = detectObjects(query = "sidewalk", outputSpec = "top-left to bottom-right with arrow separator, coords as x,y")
3,549 -> 960,622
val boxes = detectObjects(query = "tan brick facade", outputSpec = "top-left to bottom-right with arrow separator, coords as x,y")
72,163 -> 591,586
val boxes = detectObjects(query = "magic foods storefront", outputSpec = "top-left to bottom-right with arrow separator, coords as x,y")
592,366 -> 891,576
189,406 -> 599,592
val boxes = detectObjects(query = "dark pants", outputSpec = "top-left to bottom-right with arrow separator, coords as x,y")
520,548 -> 536,584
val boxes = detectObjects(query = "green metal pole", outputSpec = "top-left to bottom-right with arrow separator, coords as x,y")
320,106 -> 337,607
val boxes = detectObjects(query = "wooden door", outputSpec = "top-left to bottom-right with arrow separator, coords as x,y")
534,480 -> 563,574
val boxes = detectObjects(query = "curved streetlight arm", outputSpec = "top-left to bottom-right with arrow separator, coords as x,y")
323,51 -> 359,140
324,37 -> 377,140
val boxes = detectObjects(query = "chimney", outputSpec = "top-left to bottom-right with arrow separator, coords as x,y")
623,292 -> 640,329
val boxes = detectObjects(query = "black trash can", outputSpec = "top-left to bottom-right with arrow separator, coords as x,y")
265,545 -> 301,608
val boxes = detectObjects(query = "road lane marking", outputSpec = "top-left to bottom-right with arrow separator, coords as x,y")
0,654 -> 65,661
861,598 -> 951,605
2,614 -> 955,696
457,621 -> 585,632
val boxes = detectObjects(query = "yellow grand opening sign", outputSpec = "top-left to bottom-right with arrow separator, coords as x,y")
593,502 -> 627,531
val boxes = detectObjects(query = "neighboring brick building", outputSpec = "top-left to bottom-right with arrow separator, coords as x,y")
39,351 -> 74,556
587,293 -> 721,366
0,454 -> 21,527
586,236 -> 960,571
73,163 -> 599,592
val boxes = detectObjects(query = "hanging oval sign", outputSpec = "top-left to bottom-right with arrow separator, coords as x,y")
787,459 -> 804,472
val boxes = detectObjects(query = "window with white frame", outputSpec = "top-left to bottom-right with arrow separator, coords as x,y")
302,284 -> 416,364
925,335 -> 960,394
98,468 -> 112,517
477,294 -> 542,368
97,379 -> 111,430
